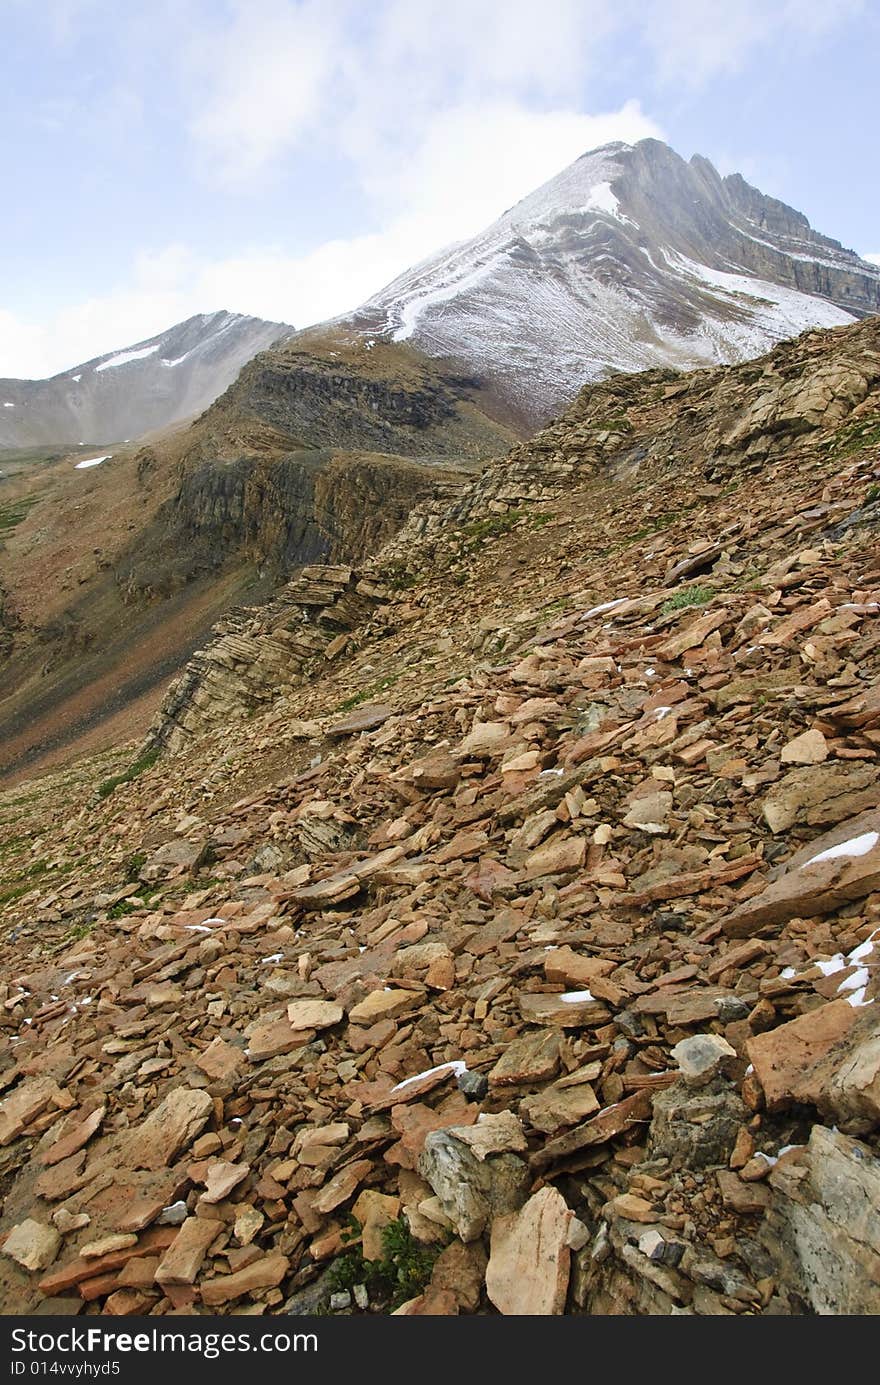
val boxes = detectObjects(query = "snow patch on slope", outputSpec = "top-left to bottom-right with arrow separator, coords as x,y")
95,344 -> 160,372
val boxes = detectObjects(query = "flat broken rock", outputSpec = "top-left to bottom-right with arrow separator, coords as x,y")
486,1186 -> 573,1315
1,1219 -> 62,1272
746,1000 -> 859,1110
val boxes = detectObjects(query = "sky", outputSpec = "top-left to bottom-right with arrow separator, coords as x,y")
0,0 -> 878,378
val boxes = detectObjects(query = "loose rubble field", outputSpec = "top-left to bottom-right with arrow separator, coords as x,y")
1,317 -> 879,1315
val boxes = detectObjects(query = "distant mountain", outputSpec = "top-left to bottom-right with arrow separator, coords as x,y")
0,311 -> 293,447
341,138 -> 880,427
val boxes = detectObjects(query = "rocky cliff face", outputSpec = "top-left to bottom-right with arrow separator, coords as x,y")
344,139 -> 880,427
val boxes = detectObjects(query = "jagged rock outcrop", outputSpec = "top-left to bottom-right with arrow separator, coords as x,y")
149,565 -> 393,754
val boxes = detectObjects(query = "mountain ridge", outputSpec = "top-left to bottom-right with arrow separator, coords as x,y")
0,310 -> 293,448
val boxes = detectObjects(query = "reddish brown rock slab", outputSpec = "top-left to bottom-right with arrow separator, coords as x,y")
34,1151 -> 89,1202
386,1098 -> 478,1168
80,1234 -> 137,1260
544,947 -> 616,988
351,1190 -> 400,1261
463,857 -> 519,902
829,682 -> 880,730
519,992 -> 610,1028
348,989 -> 420,1026
657,609 -> 726,660
520,1080 -> 599,1135
716,1170 -> 771,1214
486,1186 -> 573,1315
445,1112 -> 527,1161
724,824 -> 880,936
0,1077 -> 66,1146
605,1193 -> 659,1224
531,1088 -> 653,1170
520,835 -> 586,881
102,1289 -> 157,1315
761,762 -> 879,835
200,1161 -> 249,1204
781,729 -> 828,765
199,1251 -> 289,1306
155,1217 -> 223,1286
489,1028 -> 562,1087
791,1006 -> 880,1134
286,999 -> 344,1031
429,1239 -> 487,1312
193,1037 -> 246,1081
113,1088 -> 214,1171
371,1060 -> 467,1109
621,853 -> 762,906
746,999 -> 859,1110
41,1105 -> 106,1167
37,1227 -> 178,1296
245,1016 -> 315,1062
115,1255 -> 160,1289
310,1159 -> 373,1215
326,703 -> 394,738
393,1288 -> 459,1315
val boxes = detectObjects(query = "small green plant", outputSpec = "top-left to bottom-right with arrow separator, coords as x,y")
382,562 -> 418,591
325,1216 -> 443,1311
661,585 -> 714,614
97,748 -> 160,800
124,851 -> 148,882
64,920 -> 95,943
458,508 -> 554,548
378,1217 -> 438,1307
335,674 -> 398,714
867,483 -> 880,503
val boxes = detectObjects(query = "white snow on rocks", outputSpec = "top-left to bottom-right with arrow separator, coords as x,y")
95,344 -> 160,372
805,831 -> 879,866
389,1059 -> 468,1094
74,454 -> 111,470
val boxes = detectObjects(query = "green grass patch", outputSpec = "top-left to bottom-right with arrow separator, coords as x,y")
64,920 -> 95,943
661,585 -> 714,614
0,496 -> 39,535
459,508 -> 554,546
0,882 -> 30,908
97,748 -> 160,800
825,414 -> 880,461
335,674 -> 398,714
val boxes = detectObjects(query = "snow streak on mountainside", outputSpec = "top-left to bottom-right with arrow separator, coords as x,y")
345,140 -> 880,426
0,311 -> 293,447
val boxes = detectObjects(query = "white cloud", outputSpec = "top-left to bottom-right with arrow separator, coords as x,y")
0,0 -> 865,377
187,0 -> 343,183
0,97 -> 661,377
865,253 -> 880,266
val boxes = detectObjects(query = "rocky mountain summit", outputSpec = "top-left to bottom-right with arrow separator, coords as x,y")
0,312 -> 292,448
346,139 -> 880,428
1,315 -> 880,1315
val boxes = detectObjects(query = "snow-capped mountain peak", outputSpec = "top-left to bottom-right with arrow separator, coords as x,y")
344,138 -> 880,427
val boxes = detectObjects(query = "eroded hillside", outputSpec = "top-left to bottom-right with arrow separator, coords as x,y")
0,318 -> 879,1315
0,334 -> 514,783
